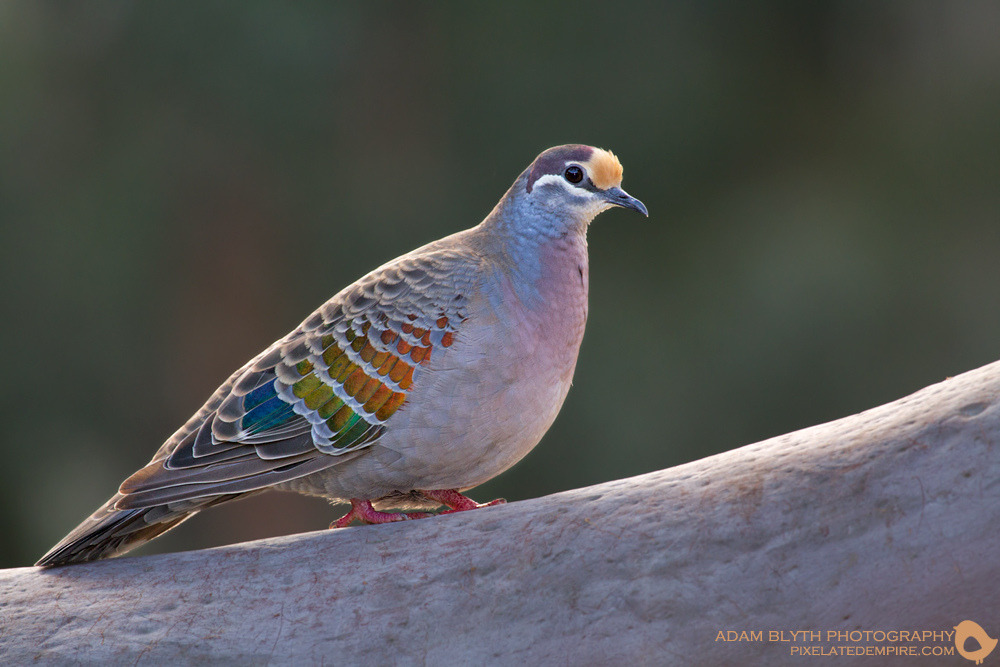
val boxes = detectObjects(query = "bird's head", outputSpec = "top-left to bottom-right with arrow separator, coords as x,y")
519,144 -> 648,224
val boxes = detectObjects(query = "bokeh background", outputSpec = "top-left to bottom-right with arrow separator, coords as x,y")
2,2 -> 999,568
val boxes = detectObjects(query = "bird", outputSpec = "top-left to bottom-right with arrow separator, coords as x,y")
36,144 -> 647,567
954,620 -> 998,665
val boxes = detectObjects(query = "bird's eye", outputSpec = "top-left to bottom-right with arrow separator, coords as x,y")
564,165 -> 584,184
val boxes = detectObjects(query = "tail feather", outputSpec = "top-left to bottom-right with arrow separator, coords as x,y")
35,493 -> 249,567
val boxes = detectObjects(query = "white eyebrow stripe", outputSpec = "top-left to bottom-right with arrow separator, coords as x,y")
531,174 -> 593,198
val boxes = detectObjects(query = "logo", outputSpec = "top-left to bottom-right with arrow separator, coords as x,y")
955,621 -> 998,665
714,618 -> 996,661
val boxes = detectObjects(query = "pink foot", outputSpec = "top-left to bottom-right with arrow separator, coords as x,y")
421,489 -> 506,514
330,498 -> 432,528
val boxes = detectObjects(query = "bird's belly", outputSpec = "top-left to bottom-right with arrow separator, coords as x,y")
365,321 -> 579,494
412,349 -> 575,488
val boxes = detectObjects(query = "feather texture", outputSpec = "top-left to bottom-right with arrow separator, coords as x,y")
37,246 -> 475,565
122,246 -> 473,505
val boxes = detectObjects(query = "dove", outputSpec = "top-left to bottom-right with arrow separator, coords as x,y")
37,144 -> 647,566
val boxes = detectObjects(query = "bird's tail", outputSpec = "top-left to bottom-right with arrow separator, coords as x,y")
35,493 -> 248,567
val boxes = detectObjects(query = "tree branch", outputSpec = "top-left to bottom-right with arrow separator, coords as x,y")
3,361 -> 999,664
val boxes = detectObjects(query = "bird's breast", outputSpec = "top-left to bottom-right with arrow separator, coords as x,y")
393,236 -> 590,486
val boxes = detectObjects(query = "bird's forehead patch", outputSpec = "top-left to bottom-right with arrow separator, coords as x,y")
581,149 -> 623,190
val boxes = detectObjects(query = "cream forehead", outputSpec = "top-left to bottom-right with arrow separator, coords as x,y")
579,149 -> 623,190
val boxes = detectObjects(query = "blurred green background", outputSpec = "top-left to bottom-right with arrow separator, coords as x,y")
2,2 -> 999,568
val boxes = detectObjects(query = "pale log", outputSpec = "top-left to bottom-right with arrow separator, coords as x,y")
2,361 -> 999,664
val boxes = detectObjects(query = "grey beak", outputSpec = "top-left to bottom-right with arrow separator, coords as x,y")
602,186 -> 648,217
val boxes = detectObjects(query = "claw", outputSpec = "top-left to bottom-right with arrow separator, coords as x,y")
421,489 -> 506,513
330,490 -> 505,529
330,498 -> 432,528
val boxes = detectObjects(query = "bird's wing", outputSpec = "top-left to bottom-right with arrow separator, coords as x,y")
116,244 -> 477,509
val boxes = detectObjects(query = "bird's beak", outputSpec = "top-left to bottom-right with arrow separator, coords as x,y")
601,186 -> 648,217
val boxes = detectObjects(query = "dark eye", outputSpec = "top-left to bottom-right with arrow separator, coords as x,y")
564,165 -> 584,184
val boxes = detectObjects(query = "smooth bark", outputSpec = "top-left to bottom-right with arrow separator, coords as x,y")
2,361 -> 999,665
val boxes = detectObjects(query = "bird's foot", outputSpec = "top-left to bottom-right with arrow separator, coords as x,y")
330,498 -> 432,528
329,491 -> 505,528
421,489 -> 506,514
